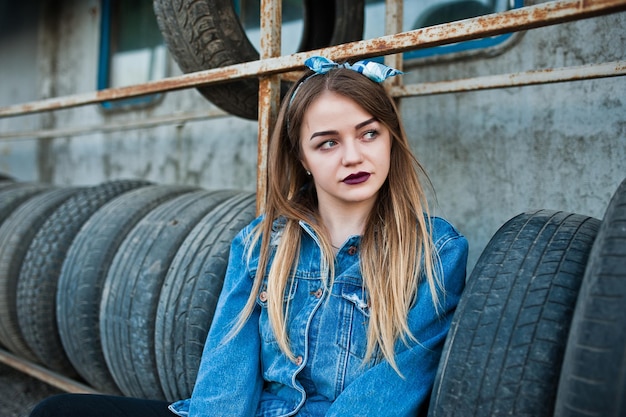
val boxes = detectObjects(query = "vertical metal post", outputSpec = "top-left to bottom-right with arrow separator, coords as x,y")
384,0 -> 404,99
257,0 -> 282,214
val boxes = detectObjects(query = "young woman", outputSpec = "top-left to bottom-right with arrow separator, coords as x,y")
30,56 -> 467,417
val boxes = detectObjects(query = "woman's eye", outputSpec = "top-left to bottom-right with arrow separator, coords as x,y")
363,130 -> 378,140
319,140 -> 338,149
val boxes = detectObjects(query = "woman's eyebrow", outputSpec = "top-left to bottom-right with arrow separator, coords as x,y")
309,118 -> 378,141
309,130 -> 338,141
355,117 -> 377,130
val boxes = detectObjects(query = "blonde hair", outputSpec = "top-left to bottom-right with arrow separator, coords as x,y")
233,67 -> 442,374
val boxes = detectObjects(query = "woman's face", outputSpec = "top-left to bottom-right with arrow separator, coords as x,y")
299,91 -> 392,212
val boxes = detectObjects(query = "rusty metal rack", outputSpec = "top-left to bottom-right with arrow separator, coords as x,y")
0,0 -> 625,393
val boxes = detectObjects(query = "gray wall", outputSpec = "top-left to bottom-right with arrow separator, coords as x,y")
0,2 -> 41,177
401,8 -> 625,269
0,0 -> 624,272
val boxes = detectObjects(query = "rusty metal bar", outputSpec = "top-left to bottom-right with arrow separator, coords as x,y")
384,0 -> 404,86
2,60 -> 624,142
1,58 -> 624,139
0,109 -> 228,140
256,0 -> 282,214
0,348 -> 100,394
1,0 -> 624,118
390,60 -> 626,96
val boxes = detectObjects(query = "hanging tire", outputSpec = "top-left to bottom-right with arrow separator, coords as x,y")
56,185 -> 198,394
428,210 -> 600,417
0,187 -> 82,361
554,178 -> 626,417
155,192 -> 256,401
153,0 -> 365,120
99,189 -> 238,400
16,180 -> 150,375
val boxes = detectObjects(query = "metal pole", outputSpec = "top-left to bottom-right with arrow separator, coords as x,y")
256,0 -> 282,214
384,0 -> 404,85
0,109 -> 228,140
0,348 -> 100,394
389,60 -> 626,96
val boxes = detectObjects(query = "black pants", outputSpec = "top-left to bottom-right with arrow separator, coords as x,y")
29,394 -> 174,417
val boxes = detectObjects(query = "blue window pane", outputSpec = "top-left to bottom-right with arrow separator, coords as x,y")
364,0 -> 523,60
98,0 -> 167,109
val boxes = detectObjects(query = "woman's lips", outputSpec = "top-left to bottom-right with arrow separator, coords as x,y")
343,172 -> 371,185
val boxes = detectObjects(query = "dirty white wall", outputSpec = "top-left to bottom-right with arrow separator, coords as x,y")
0,0 -> 624,271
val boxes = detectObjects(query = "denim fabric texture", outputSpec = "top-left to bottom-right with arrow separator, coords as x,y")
169,215 -> 468,417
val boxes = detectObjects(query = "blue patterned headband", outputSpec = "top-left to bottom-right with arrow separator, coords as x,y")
288,56 -> 403,109
304,56 -> 403,83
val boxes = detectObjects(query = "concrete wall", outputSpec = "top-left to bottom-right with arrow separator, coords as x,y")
0,2 -> 41,177
401,6 -> 626,268
0,0 -> 624,271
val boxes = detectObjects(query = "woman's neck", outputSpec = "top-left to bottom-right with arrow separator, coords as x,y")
318,200 -> 374,248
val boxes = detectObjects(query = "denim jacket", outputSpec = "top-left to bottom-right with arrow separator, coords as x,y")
169,215 -> 468,417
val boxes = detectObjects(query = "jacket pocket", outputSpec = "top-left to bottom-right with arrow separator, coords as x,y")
335,283 -> 370,360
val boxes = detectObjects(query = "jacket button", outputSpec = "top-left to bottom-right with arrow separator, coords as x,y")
295,356 -> 303,366
259,291 -> 268,302
347,246 -> 357,255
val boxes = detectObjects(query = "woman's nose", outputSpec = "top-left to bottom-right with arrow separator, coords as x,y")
342,140 -> 364,165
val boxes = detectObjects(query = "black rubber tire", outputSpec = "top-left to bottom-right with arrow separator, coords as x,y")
153,0 -> 364,120
99,189 -> 238,400
554,178 -> 626,417
155,192 -> 256,401
16,180 -> 150,375
428,210 -> 601,417
0,183 -> 52,228
56,185 -> 198,394
0,187 -> 82,361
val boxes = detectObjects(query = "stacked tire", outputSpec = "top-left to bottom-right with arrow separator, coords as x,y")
0,178 -> 257,401
428,177 -> 626,417
554,178 -> 626,417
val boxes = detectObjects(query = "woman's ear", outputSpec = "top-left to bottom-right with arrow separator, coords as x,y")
300,160 -> 310,175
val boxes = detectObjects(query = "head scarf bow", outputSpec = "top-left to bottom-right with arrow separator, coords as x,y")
303,56 -> 403,83
287,56 -> 402,113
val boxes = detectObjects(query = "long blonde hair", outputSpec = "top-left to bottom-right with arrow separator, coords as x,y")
234,66 -> 441,374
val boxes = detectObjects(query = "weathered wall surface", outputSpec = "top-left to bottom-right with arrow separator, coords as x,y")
0,0 -> 260,190
401,9 -> 626,268
0,0 -> 624,271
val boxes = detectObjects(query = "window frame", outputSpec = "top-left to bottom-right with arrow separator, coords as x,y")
97,0 -> 166,110
400,0 -> 525,61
